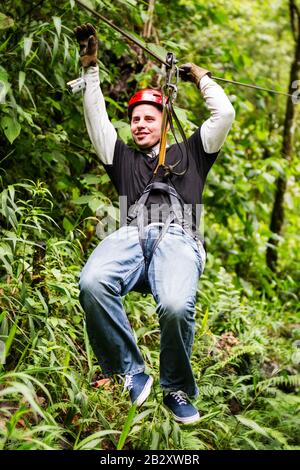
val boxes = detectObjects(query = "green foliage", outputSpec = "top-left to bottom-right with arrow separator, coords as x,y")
0,0 -> 299,451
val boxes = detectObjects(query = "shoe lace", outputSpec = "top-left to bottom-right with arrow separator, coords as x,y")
170,391 -> 188,405
124,375 -> 133,391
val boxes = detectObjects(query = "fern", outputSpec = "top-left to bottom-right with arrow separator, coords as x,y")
263,427 -> 292,450
256,374 -> 300,392
235,415 -> 270,438
207,345 -> 262,372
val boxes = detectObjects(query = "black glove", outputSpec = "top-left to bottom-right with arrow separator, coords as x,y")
74,23 -> 98,68
179,63 -> 211,87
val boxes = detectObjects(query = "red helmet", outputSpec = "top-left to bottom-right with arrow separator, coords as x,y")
128,89 -> 165,118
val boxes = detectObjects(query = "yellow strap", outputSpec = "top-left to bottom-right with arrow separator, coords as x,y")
154,105 -> 168,174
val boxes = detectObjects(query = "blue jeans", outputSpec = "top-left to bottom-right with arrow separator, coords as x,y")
79,223 -> 205,398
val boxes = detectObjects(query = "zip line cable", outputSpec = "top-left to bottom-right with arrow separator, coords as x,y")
75,0 -> 169,67
214,77 -> 294,97
74,0 -> 295,99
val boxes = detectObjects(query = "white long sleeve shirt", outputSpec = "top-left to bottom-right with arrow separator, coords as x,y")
82,66 -> 235,165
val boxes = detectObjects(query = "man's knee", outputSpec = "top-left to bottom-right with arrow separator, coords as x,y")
158,297 -> 194,323
79,269 -> 114,296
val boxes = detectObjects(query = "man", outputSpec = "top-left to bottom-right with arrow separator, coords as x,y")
76,23 -> 235,424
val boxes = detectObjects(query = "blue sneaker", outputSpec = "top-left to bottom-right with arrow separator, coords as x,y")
163,391 -> 200,424
124,372 -> 153,406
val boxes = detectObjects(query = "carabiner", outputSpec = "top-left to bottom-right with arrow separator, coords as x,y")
164,52 -> 179,102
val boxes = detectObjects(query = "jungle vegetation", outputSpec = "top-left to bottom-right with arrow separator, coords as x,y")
0,0 -> 299,450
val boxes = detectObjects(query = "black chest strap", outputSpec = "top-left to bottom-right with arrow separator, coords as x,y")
127,181 -> 198,272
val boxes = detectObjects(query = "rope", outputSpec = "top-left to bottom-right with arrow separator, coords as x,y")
74,0 -> 294,98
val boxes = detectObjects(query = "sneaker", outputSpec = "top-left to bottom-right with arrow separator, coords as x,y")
124,372 -> 153,406
163,391 -> 200,424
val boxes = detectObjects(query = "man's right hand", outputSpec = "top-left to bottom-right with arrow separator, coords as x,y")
74,23 -> 98,68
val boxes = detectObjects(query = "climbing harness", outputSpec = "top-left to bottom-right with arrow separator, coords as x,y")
73,0 -> 295,98
127,179 -> 195,275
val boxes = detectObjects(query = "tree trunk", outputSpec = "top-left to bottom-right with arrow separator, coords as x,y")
266,0 -> 300,271
143,0 -> 156,39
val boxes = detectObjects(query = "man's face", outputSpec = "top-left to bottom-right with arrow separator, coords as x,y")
130,104 -> 162,149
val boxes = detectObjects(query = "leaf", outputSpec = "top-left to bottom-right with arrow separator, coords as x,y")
236,415 -> 269,437
0,383 -> 47,420
74,430 -> 119,450
23,84 -> 36,109
117,404 -> 137,450
18,71 -> 26,92
115,122 -> 132,143
82,174 -> 101,185
263,427 -> 291,449
23,37 -> 33,58
63,217 -> 74,232
52,16 -> 61,37
0,13 -> 14,30
0,79 -> 8,104
132,408 -> 153,425
262,172 -> 275,184
28,68 -> 53,88
1,116 -> 21,144
0,68 -> 9,86
5,320 -> 18,359
150,430 -> 160,450
92,378 -> 111,389
88,197 -> 103,212
64,35 -> 70,61
199,307 -> 209,335
72,195 -> 93,205
51,34 -> 59,64
76,0 -> 94,10
105,97 -> 124,112
147,42 -> 168,60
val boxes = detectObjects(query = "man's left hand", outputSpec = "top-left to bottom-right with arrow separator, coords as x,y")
179,63 -> 211,87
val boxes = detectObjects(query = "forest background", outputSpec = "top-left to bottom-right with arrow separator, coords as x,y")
0,0 -> 299,450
